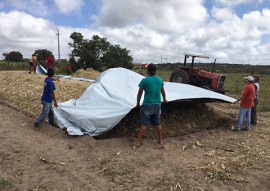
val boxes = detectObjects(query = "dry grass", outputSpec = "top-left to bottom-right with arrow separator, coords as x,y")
0,71 -> 91,116
71,68 -> 100,79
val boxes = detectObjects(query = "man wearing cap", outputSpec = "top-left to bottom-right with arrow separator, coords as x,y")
133,63 -> 167,146
233,76 -> 255,131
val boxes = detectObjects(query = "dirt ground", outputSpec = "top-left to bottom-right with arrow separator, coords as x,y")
0,103 -> 270,191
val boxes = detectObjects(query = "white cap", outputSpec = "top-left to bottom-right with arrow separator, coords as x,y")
244,76 -> 254,82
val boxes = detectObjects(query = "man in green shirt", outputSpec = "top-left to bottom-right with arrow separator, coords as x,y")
133,64 -> 167,146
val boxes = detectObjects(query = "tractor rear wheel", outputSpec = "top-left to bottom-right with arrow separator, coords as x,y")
169,69 -> 189,83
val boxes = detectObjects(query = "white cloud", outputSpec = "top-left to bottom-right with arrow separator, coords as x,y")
211,7 -> 235,21
90,25 -> 170,63
104,25 -> 168,48
216,0 -> 254,7
8,0 -> 50,16
53,0 -> 84,14
0,11 -> 57,58
258,42 -> 270,54
1,0 -> 84,16
96,0 -> 208,33
242,9 -> 270,32
1,1 -> 270,65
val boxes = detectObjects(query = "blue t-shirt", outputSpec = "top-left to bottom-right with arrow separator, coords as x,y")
41,77 -> 55,103
139,76 -> 164,105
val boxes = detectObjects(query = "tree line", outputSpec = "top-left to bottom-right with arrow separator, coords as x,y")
2,32 -> 134,72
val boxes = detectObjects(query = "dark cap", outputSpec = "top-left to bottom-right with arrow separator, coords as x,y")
147,63 -> 157,75
47,68 -> 54,77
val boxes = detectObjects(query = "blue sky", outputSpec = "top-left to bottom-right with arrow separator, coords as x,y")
0,0 -> 270,65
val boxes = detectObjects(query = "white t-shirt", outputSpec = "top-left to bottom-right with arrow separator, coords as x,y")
254,82 -> 259,99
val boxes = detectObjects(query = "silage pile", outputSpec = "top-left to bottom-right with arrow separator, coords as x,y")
0,71 -> 90,116
71,68 -> 100,79
102,101 -> 236,139
0,70 -> 236,138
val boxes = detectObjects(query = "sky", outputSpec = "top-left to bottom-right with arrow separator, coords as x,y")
1,0 -> 270,65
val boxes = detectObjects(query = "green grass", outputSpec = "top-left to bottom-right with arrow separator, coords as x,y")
0,178 -> 13,190
0,60 -> 28,70
224,73 -> 270,112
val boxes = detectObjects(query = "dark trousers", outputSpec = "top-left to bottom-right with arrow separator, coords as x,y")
251,99 -> 258,124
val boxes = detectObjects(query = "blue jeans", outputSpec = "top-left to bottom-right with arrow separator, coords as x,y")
140,105 -> 161,126
236,107 -> 251,130
35,100 -> 54,125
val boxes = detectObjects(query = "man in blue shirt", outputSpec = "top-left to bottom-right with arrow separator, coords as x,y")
133,64 -> 167,146
34,68 -> 58,128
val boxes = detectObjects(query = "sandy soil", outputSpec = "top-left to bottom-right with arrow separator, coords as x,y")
0,103 -> 270,191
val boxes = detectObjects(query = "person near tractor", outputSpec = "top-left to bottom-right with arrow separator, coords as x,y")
34,68 -> 58,128
46,54 -> 55,69
232,76 -> 255,131
133,63 -> 167,146
251,75 -> 260,125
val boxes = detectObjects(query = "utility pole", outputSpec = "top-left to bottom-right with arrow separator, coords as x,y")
163,54 -> 167,64
56,29 -> 60,61
161,55 -> 163,64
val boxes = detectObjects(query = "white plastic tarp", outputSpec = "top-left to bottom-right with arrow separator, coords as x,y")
36,64 -> 47,75
36,65 -> 96,83
57,75 -> 95,82
54,67 -> 236,136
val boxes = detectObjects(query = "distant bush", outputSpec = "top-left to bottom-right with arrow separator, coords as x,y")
3,51 -> 23,62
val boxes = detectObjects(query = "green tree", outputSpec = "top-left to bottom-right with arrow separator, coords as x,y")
33,49 -> 54,62
68,32 -> 84,57
4,51 -> 23,62
2,52 -> 8,60
68,32 -> 133,71
69,56 -> 78,72
103,45 -> 133,69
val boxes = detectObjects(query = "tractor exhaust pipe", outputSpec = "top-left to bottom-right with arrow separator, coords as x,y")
211,58 -> 217,73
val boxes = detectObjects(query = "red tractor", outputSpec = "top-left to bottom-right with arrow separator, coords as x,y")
170,53 -> 226,94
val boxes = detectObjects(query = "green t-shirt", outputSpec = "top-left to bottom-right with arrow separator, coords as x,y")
139,76 -> 164,105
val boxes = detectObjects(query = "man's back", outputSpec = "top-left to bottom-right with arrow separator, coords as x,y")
46,56 -> 54,67
139,76 -> 163,105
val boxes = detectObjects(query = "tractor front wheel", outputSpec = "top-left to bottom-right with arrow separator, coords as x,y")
169,69 -> 189,83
